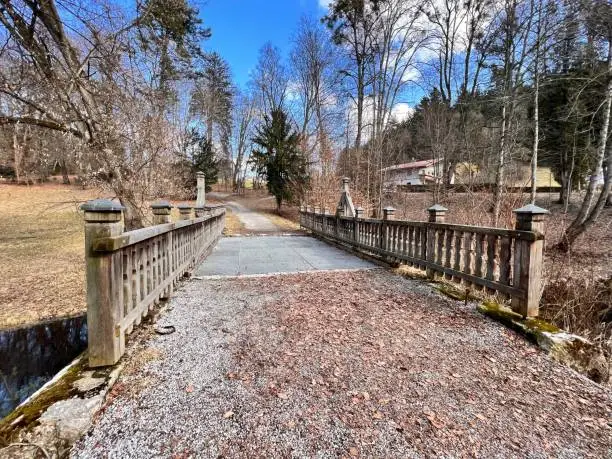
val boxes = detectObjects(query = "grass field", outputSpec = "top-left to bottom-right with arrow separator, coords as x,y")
0,184 -> 108,329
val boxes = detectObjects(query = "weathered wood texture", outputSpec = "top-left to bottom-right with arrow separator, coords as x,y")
84,206 -> 225,367
300,201 -> 546,318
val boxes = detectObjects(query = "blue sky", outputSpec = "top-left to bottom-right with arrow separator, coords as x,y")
198,0 -> 326,89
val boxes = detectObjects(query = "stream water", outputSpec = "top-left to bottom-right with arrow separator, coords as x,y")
0,314 -> 87,419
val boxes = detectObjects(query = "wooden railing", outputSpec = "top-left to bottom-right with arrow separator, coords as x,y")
82,200 -> 225,367
300,181 -> 548,318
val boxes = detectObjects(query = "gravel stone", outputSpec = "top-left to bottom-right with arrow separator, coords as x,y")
72,269 -> 612,458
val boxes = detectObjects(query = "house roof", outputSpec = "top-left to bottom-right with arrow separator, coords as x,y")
381,159 -> 440,172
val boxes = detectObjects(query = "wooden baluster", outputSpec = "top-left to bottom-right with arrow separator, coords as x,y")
474,233 -> 485,287
436,228 -> 445,265
422,227 -> 429,261
123,251 -> 131,318
444,230 -> 453,279
464,232 -> 474,276
486,234 -> 498,283
453,231 -> 463,282
133,246 -> 140,310
499,236 -> 512,286
408,226 -> 414,258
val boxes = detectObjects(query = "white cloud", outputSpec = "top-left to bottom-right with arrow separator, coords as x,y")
391,103 -> 414,122
318,0 -> 331,10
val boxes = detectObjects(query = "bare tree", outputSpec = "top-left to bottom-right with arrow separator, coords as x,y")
250,43 -> 289,114
559,0 -> 612,250
0,0 -> 206,228
232,89 -> 256,190
290,16 -> 340,174
324,0 -> 380,149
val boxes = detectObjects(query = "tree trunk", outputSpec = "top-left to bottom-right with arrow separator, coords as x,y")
61,159 -> 70,185
531,20 -> 540,205
557,41 -> 612,251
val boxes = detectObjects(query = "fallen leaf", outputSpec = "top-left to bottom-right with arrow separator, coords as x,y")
372,411 -> 383,420
223,411 -> 234,419
185,384 -> 194,393
277,392 -> 288,400
348,447 -> 359,457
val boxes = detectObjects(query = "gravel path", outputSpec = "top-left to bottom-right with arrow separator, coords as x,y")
73,270 -> 611,458
222,200 -> 280,233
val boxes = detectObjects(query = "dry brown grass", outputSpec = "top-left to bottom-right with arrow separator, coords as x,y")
0,183 -> 109,329
222,208 -> 246,236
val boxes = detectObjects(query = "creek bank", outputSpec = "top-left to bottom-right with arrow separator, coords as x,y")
0,314 -> 87,419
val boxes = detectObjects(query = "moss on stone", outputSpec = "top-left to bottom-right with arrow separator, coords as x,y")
435,283 -> 480,302
0,353 -> 95,446
478,301 -> 606,383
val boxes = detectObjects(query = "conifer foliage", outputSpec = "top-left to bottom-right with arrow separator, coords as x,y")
250,109 -> 310,212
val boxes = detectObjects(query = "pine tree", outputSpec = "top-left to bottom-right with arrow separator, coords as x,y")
250,109 -> 310,212
186,129 -> 218,192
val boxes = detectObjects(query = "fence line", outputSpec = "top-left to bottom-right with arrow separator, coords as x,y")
300,179 -> 548,318
82,200 -> 225,367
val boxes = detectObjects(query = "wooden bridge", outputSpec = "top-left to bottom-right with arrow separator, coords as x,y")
72,179 -> 611,458
82,178 -> 547,367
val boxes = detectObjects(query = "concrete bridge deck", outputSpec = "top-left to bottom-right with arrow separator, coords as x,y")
196,235 -> 375,277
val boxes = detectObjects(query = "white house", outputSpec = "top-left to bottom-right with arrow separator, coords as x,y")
381,159 -> 445,188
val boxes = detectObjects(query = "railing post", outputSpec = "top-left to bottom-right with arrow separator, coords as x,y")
194,206 -> 206,218
354,207 -> 364,244
178,204 -> 193,220
81,199 -> 125,367
151,201 -> 173,225
427,205 -> 447,279
382,207 -> 395,251
512,204 -> 548,317
336,204 -> 343,238
196,171 -> 206,207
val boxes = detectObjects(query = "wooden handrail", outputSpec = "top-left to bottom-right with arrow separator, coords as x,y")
300,183 -> 547,318
82,201 -> 226,367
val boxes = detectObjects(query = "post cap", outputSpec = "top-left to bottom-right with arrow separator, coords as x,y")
513,204 -> 549,215
196,171 -> 205,177
383,206 -> 396,212
177,204 -> 192,210
428,204 -> 448,212
194,205 -> 205,210
81,199 -> 124,212
151,200 -> 173,210
342,177 -> 350,184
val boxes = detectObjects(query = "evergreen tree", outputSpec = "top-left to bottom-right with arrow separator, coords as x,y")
186,129 -> 218,192
137,0 -> 210,104
250,109 -> 310,212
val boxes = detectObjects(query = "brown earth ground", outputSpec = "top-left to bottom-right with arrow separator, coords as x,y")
0,183 -> 200,329
0,183 -> 106,329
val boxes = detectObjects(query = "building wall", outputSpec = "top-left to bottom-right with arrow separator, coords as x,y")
384,166 -> 441,187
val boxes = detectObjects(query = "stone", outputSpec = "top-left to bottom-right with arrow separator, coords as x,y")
73,375 -> 106,393
38,395 -> 103,443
